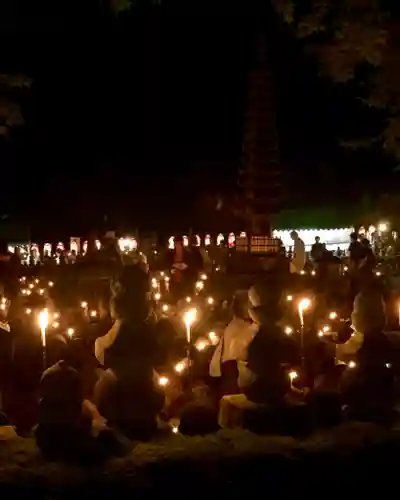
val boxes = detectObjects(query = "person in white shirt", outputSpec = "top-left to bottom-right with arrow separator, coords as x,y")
290,231 -> 306,274
210,291 -> 258,395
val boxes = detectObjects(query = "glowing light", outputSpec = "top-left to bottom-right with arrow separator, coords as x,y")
322,325 -> 330,333
174,359 -> 188,373
286,295 -> 293,301
378,222 -> 388,232
184,309 -> 197,328
158,376 -> 169,387
154,292 -> 161,301
172,425 -> 179,434
183,236 -> 189,247
38,310 -> 49,348
53,313 -> 60,319
207,297 -> 214,305
35,279 -> 39,284
329,311 -> 337,320
117,237 -> 138,253
195,338 -> 209,351
48,281 -> 54,287
217,233 -> 224,245
343,266 -> 348,272
375,271 -> 382,277
284,326 -> 293,335
67,328 -> 74,338
162,304 -> 169,312
348,361 -> 356,369
311,270 -> 316,276
288,371 -> 298,382
90,310 -> 97,317
195,281 -> 204,291
318,330 -> 324,337
184,308 -> 197,344
26,308 -> 31,315
205,234 -> 211,246
208,331 -> 219,345
300,270 -> 306,275
81,301 -> 88,308
200,274 -> 207,281
298,298 -> 311,327
38,289 -> 45,295
53,322 -> 59,328
29,284 -> 34,289
186,296 -> 192,303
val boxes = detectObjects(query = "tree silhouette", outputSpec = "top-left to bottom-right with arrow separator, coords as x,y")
274,0 -> 400,159
0,74 -> 31,136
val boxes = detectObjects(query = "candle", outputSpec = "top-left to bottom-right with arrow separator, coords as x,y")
38,309 -> 49,370
298,298 -> 311,327
184,308 -> 197,344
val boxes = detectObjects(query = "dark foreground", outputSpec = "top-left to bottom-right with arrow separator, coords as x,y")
0,423 -> 399,497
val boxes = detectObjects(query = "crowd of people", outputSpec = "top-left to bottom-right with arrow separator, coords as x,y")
0,231 -> 396,462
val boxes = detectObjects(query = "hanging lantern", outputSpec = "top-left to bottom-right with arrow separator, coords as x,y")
228,233 -> 235,248
205,234 -> 211,246
43,243 -> 52,257
168,236 -> 175,249
217,233 -> 224,246
183,235 -> 189,247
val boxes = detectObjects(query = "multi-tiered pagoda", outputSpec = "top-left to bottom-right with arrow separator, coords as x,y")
238,33 -> 280,237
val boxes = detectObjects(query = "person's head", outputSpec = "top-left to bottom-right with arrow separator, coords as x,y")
361,238 -> 370,248
352,288 -> 386,334
350,232 -> 358,242
98,292 -> 111,320
231,291 -> 250,320
315,236 -> 320,243
64,338 -> 87,371
290,231 -> 298,241
248,283 -> 282,324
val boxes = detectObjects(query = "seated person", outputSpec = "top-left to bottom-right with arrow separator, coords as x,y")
244,283 -> 299,407
35,341 -> 108,459
209,291 -> 258,396
94,266 -> 166,439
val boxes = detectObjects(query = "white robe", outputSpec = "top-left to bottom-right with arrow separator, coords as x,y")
210,318 -> 258,389
94,319 -> 122,366
290,237 -> 306,274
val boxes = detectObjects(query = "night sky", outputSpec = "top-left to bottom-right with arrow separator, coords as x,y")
0,1 -> 395,236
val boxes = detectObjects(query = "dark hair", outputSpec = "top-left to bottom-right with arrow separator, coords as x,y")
232,293 -> 248,319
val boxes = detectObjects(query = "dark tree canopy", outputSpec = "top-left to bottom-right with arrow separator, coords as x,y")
273,0 -> 400,158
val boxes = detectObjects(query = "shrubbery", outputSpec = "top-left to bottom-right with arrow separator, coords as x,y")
0,423 -> 399,497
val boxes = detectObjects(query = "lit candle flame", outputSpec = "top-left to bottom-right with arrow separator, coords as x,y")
195,338 -> 209,351
158,376 -> 169,387
298,298 -> 311,327
329,312 -> 337,320
39,310 -> 49,348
